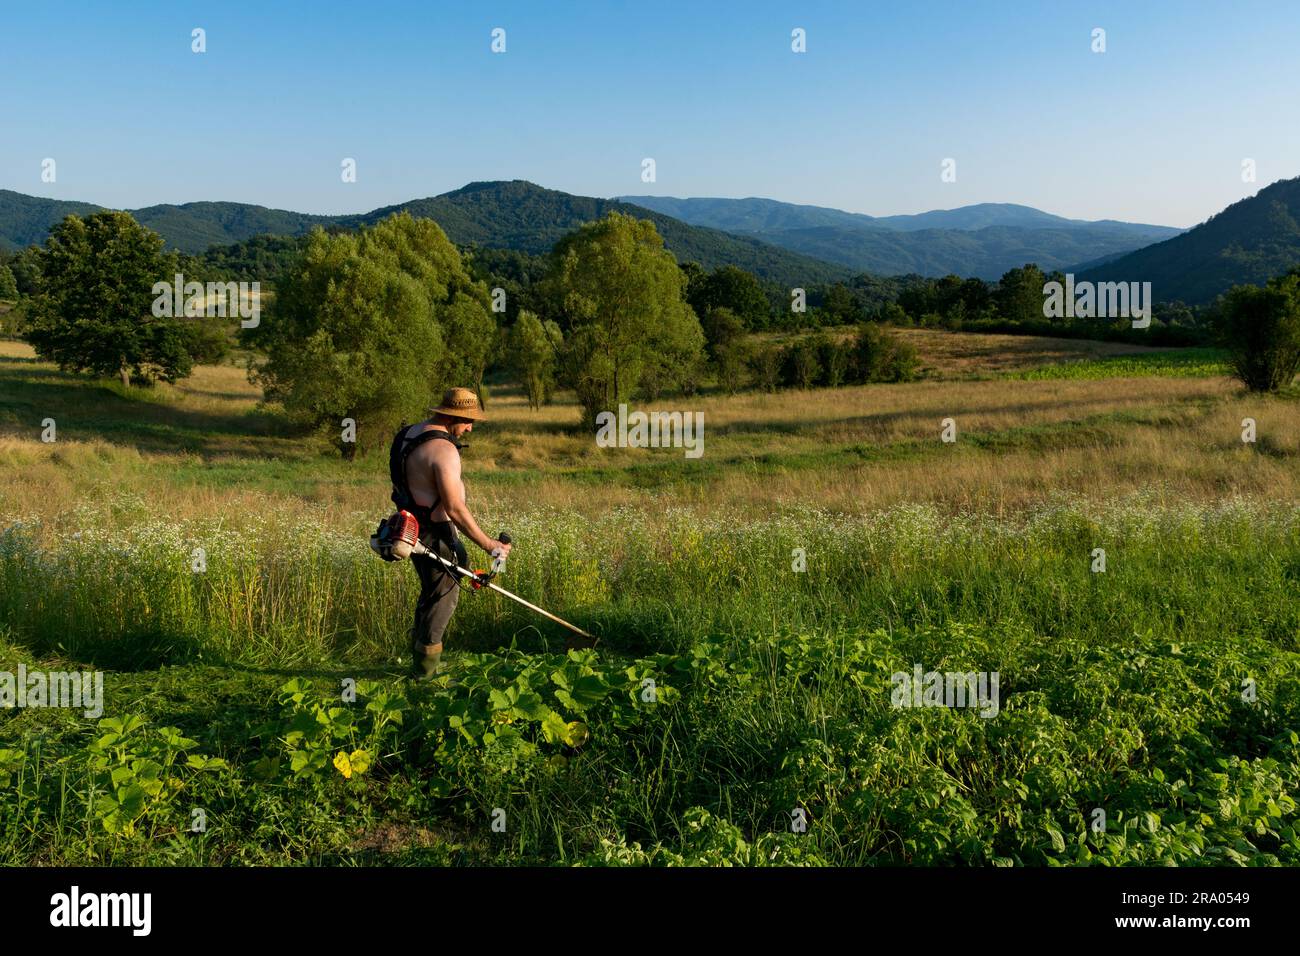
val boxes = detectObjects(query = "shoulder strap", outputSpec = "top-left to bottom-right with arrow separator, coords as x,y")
389,424 -> 461,509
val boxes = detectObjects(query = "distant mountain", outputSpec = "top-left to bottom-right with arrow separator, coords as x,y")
343,181 -> 852,283
0,182 -> 853,288
1078,177 -> 1300,304
618,195 -> 1181,280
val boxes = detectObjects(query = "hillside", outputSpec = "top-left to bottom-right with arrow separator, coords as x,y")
132,202 -> 336,254
620,195 -> 1180,279
0,190 -> 104,251
346,181 -> 853,284
1078,177 -> 1300,304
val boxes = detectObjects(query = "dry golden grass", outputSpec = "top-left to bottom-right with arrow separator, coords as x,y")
892,327 -> 1174,377
1,334 -> 1296,524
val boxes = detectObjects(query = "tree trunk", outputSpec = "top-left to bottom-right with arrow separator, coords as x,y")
120,364 -> 130,388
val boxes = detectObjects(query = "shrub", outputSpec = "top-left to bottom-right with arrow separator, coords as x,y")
750,343 -> 783,392
851,322 -> 921,383
783,340 -> 823,389
1214,270 -> 1300,392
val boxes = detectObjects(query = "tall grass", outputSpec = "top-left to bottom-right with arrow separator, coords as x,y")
3,493 -> 1297,669
3,494 -> 1299,866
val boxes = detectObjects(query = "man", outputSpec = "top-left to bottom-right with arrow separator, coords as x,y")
391,387 -> 511,680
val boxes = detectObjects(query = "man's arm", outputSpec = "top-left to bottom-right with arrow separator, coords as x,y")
433,446 -> 507,556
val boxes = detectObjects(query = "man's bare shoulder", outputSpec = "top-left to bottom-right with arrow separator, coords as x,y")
409,430 -> 459,468
428,438 -> 459,466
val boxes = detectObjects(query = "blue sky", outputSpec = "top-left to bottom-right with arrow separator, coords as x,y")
2,0 -> 1296,228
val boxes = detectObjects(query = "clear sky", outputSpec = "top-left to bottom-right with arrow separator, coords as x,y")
2,0 -> 1296,228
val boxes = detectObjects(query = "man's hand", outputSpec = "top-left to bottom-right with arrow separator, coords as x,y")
490,539 -> 512,558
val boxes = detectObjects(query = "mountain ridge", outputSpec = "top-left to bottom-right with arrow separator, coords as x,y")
617,194 -> 1182,280
1077,177 -> 1300,304
0,182 -> 854,288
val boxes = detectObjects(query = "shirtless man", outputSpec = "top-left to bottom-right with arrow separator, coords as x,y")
395,387 -> 511,680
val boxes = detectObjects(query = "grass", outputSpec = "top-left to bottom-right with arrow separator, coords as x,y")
3,497 -> 1298,865
1,329 -> 1298,866
2,337 -> 1295,517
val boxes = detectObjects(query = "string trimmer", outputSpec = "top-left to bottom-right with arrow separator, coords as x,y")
371,510 -> 598,646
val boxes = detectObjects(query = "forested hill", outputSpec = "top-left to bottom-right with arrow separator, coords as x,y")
345,181 -> 853,284
620,194 -> 1181,280
1078,177 -> 1300,304
0,191 -> 104,250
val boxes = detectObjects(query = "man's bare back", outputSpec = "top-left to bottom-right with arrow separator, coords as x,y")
403,422 -> 462,523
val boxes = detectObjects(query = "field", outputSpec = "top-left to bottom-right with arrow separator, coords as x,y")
2,331 -> 1299,866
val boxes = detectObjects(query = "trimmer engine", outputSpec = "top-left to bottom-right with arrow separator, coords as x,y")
369,510 -> 421,561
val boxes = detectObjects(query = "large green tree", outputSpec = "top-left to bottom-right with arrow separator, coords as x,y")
251,212 -> 487,456
1216,269 -> 1300,392
24,211 -> 192,387
547,212 -> 705,429
686,264 -> 771,330
995,264 -> 1048,325
0,264 -> 17,300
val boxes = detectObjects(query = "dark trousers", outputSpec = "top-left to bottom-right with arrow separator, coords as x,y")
411,522 -> 467,648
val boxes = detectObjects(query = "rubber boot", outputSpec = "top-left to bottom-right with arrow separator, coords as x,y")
411,636 -> 442,682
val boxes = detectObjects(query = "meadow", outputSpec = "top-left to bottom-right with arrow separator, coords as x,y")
2,331 -> 1298,865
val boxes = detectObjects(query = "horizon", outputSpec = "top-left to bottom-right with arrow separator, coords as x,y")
7,176 -> 1273,231
4,1 -> 1298,229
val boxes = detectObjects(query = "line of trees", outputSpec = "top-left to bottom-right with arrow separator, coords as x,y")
890,264 -> 1209,346
11,204 -> 1296,457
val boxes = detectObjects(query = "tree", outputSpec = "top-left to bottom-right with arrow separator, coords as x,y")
879,301 -> 910,326
441,291 -> 497,407
1215,270 -> 1300,392
250,212 -> 480,456
703,307 -> 750,394
686,265 -> 771,330
9,246 -> 43,297
547,212 -> 705,429
822,283 -> 864,325
507,310 -> 560,409
701,306 -> 744,362
24,211 -> 192,387
0,264 -> 16,301
995,264 -> 1048,325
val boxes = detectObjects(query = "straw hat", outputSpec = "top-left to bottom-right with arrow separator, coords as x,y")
429,387 -> 486,421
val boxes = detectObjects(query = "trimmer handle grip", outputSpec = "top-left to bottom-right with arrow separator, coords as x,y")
490,532 -> 511,575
